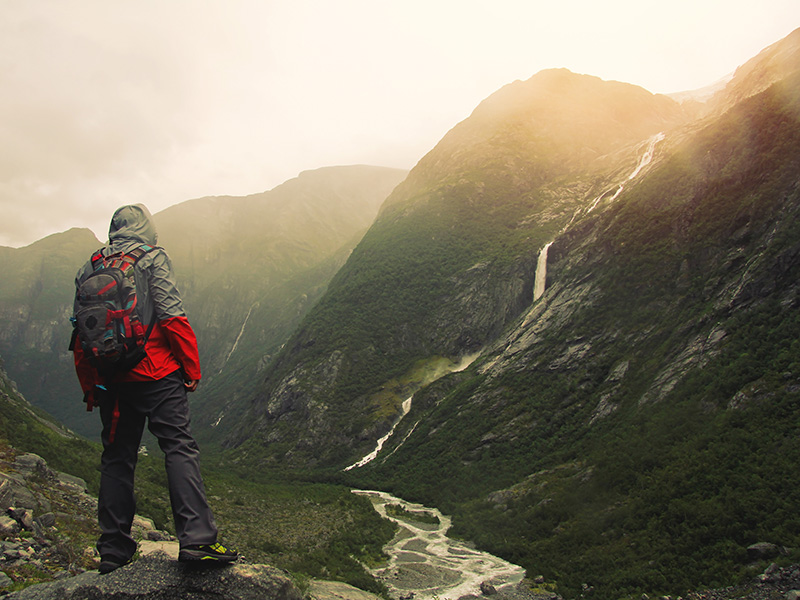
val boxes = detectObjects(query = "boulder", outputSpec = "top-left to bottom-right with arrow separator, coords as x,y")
0,570 -> 13,590
13,454 -> 52,478
36,512 -> 56,528
0,514 -> 21,535
55,472 -> 87,492
2,554 -> 303,600
306,580 -> 383,600
0,473 -> 38,511
747,542 -> 782,561
9,507 -> 34,530
0,478 -> 14,510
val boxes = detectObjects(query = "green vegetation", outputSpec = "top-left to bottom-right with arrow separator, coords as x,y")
385,503 -> 440,526
346,80 -> 800,598
0,365 -> 100,493
0,228 -> 100,438
201,470 -> 396,594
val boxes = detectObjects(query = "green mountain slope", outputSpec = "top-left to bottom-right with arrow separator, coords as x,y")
0,165 -> 406,439
229,28 -> 800,599
226,70 -> 689,466
155,165 -> 407,439
0,228 -> 103,436
353,70 -> 800,599
344,35 -> 800,600
0,357 -> 99,491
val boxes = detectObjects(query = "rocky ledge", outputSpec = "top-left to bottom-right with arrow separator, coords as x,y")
2,552 -> 302,600
0,448 -> 174,592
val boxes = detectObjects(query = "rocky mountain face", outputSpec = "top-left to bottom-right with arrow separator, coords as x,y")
0,447 -> 105,590
0,165 -> 406,439
225,69 -> 689,465
226,29 -> 800,599
155,165 -> 407,439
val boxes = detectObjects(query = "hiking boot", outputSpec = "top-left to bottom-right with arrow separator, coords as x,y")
98,557 -> 131,574
178,541 -> 238,563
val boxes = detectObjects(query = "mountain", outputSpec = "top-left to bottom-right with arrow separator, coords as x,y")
225,70 -> 688,465
0,356 -> 99,490
0,165 -> 406,439
3,24 -> 800,600
0,228 -> 102,436
226,29 -> 800,599
154,165 -> 407,439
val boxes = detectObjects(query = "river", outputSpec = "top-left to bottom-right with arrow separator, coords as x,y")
354,490 -> 525,600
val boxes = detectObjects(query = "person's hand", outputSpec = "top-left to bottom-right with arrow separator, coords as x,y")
184,379 -> 199,392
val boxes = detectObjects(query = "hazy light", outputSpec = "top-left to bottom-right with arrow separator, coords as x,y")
1,0 -> 798,247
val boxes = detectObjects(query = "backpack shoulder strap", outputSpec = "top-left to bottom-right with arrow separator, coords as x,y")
89,248 -> 106,271
126,244 -> 158,342
125,244 -> 155,263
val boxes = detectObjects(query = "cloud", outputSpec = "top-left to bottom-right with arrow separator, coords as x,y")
0,2 -> 203,244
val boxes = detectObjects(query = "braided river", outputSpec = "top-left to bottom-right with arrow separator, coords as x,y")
353,490 -> 525,600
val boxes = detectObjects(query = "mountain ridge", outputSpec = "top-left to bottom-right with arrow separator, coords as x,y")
343,33 -> 800,599
1,26 -> 800,600
0,165 -> 407,439
222,27 -> 800,599
225,68 -> 691,467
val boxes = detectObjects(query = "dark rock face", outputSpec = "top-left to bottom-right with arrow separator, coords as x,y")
3,554 -> 303,600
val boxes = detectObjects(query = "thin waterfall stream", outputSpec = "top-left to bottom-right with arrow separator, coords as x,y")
533,242 -> 553,301
344,353 -> 480,471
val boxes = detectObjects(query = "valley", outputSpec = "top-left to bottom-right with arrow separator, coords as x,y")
2,27 -> 800,600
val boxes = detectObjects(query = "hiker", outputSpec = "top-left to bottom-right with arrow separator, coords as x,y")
70,204 -> 237,574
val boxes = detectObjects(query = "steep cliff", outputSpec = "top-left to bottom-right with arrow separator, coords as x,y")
347,32 -> 800,600
226,70 -> 689,466
225,29 -> 800,599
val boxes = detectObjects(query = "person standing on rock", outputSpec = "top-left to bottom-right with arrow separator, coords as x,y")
70,204 -> 237,574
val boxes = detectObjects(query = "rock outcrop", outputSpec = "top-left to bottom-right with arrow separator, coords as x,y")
3,553 -> 303,600
0,446 -> 175,591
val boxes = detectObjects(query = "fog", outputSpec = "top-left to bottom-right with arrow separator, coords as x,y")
1,0 -> 798,247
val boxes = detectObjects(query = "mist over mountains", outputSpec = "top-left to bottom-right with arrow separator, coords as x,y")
0,165 -> 406,438
1,27 -> 800,600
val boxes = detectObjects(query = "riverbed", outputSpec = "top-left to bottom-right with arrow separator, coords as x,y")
354,490 -> 525,600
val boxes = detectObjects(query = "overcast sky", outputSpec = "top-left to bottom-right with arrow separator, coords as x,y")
1,1 -> 798,248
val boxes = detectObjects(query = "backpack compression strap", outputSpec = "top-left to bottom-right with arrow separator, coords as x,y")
77,243 -> 158,350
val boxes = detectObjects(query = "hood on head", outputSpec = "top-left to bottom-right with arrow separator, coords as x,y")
109,204 -> 158,246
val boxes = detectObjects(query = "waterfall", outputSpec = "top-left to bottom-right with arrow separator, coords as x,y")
221,302 -> 258,371
628,132 -> 665,180
344,353 -> 481,471
586,132 -> 665,215
533,242 -> 553,301
344,397 -> 413,471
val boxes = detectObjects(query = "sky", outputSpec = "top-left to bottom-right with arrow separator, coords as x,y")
1,1 -> 799,248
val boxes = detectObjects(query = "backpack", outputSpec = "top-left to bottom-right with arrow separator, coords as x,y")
70,244 -> 156,375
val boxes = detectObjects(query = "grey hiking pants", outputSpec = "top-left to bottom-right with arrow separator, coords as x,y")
98,369 -> 217,562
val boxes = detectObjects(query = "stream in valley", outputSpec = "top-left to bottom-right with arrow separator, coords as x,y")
354,490 -> 525,600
